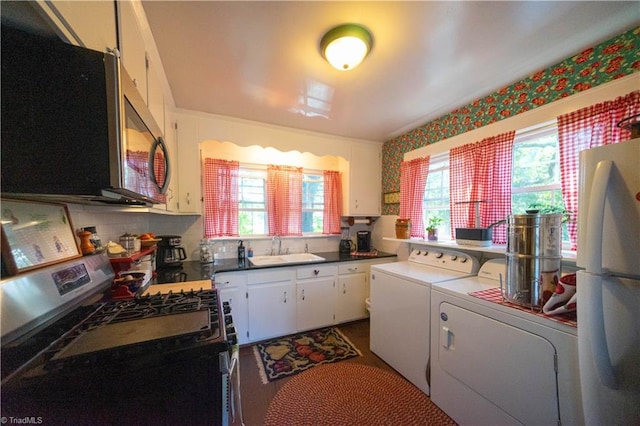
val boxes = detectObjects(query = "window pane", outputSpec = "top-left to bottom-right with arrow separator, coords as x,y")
302,174 -> 323,233
512,134 -> 559,188
238,168 -> 267,235
422,154 -> 451,239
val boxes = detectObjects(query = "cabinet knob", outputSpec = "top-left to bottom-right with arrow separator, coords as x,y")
314,269 -> 320,276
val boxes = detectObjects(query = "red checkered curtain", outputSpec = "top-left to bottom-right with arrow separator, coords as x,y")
202,158 -> 239,237
323,170 -> 342,235
557,90 -> 640,250
450,131 -> 515,244
399,157 -> 430,239
267,165 -> 303,236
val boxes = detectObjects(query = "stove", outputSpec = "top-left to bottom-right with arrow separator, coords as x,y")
1,254 -> 239,425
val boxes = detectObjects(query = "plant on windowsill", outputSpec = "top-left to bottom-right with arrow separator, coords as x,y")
526,203 -> 572,223
426,217 -> 444,241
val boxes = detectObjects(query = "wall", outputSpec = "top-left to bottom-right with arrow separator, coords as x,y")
381,27 -> 640,215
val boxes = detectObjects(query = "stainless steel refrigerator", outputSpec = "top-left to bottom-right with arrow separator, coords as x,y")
576,137 -> 640,424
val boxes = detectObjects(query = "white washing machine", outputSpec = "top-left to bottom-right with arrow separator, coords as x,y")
430,258 -> 584,425
370,249 -> 479,395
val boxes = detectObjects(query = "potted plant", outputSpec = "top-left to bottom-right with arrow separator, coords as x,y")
426,217 -> 444,241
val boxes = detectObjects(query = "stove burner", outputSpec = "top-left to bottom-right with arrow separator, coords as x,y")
36,289 -> 224,372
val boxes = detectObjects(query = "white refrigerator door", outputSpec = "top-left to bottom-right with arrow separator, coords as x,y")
577,138 -> 640,276
577,271 -> 640,425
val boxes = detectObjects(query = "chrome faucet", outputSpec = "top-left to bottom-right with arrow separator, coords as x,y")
271,235 -> 282,256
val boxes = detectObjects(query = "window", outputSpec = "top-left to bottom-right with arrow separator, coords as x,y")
238,168 -> 267,235
237,166 -> 324,236
302,174 -> 324,233
422,124 -> 570,245
511,125 -> 569,243
511,126 -> 563,214
422,153 -> 451,240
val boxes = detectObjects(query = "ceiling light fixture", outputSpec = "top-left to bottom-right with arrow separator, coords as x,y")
320,24 -> 372,71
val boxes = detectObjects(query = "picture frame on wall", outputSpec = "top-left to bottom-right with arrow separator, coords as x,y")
384,192 -> 400,204
1,198 -> 81,277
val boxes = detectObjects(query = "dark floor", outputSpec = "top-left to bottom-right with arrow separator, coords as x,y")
238,319 -> 413,426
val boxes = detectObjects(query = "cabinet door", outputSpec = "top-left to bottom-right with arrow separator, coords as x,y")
175,113 -> 202,213
216,272 -> 248,345
147,55 -> 165,132
346,143 -> 381,216
248,282 -> 295,342
336,273 -> 368,323
297,278 -> 335,331
119,0 -> 147,102
163,116 -> 179,212
34,0 -> 117,52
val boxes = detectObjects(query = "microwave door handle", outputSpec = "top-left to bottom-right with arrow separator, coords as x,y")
149,137 -> 171,194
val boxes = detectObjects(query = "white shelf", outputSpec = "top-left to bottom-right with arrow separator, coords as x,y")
383,237 -> 577,263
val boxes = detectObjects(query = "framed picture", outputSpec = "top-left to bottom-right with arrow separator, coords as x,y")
1,198 -> 81,276
384,192 -> 400,204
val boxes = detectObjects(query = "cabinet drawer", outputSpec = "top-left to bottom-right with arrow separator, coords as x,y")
338,262 -> 367,275
296,265 -> 336,280
214,272 -> 246,289
247,268 -> 293,285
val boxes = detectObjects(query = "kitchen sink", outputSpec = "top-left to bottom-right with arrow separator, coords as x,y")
249,253 -> 325,266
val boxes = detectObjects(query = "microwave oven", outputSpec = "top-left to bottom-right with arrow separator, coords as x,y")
0,25 -> 170,205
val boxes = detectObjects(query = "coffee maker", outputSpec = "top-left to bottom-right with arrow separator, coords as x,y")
356,231 -> 372,252
339,227 -> 353,254
156,235 -> 187,269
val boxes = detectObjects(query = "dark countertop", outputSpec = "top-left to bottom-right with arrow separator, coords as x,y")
153,251 -> 397,284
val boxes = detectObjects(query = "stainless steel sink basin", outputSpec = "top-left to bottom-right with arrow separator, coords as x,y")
249,253 -> 325,266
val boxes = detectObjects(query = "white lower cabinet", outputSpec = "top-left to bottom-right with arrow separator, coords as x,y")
247,269 -> 295,342
236,259 -> 394,344
214,272 -> 248,345
296,265 -> 337,332
336,263 -> 369,323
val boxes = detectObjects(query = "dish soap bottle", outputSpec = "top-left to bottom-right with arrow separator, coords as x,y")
247,243 -> 253,258
238,240 -> 246,261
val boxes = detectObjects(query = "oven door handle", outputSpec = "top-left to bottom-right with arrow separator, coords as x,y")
228,345 -> 244,425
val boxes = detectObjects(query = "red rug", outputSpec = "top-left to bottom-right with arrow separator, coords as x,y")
264,363 -> 457,425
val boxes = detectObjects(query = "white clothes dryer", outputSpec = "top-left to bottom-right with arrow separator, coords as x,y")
430,258 -> 584,425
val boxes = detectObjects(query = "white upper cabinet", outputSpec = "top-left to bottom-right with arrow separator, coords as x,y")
119,1 -> 148,107
32,0 -> 117,52
118,1 -> 165,133
174,113 -> 202,214
163,113 -> 179,212
147,55 -> 165,133
343,143 -> 382,216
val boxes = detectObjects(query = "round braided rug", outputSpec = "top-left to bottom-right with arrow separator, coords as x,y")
264,363 -> 456,425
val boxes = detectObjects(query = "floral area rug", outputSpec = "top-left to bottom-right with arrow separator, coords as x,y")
253,327 -> 361,384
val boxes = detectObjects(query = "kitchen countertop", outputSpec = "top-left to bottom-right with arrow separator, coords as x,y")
152,251 -> 397,284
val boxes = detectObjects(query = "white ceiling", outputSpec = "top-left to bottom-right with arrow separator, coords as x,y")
141,1 -> 639,142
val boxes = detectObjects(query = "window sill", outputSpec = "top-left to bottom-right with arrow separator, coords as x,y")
383,237 -> 577,263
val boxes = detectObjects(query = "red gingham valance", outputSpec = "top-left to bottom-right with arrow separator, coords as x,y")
557,90 -> 640,250
449,131 -> 515,244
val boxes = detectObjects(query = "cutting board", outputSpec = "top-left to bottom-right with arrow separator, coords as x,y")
143,279 -> 212,296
